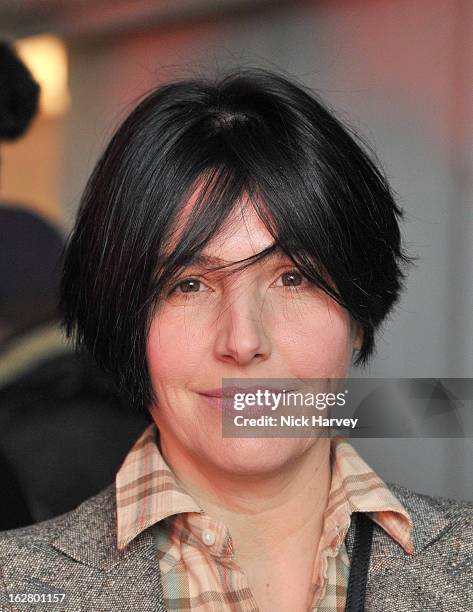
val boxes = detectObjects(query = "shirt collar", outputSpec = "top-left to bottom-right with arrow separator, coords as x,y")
115,424 -> 201,550
116,423 -> 413,554
328,435 -> 414,555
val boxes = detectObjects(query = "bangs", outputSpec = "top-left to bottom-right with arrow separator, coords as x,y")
145,161 -> 341,316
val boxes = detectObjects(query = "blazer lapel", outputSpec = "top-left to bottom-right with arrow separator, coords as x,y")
50,483 -> 166,611
344,482 -> 453,610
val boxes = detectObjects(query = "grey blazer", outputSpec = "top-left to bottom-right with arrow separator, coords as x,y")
0,481 -> 472,611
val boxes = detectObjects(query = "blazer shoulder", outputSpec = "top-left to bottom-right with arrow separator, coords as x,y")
0,503 -> 80,606
363,483 -> 473,610
387,481 -> 473,517
0,483 -> 166,612
0,508 -> 71,558
0,483 -> 115,563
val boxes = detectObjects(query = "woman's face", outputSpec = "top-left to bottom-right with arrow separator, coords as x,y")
147,199 -> 362,477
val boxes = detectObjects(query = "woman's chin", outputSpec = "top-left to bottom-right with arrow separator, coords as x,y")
201,436 -> 308,477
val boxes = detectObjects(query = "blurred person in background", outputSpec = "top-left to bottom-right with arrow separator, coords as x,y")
0,40 -> 150,530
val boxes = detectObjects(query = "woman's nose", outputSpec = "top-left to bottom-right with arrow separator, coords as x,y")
213,292 -> 271,366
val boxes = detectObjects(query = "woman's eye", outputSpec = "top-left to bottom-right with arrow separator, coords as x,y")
275,270 -> 307,288
167,270 -> 309,297
170,278 -> 210,294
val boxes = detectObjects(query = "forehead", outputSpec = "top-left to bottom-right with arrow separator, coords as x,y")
164,188 -> 278,264
204,205 -> 275,261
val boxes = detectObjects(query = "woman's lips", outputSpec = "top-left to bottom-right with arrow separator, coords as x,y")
198,392 -> 282,417
200,394 -> 218,410
199,384 -> 293,397
199,393 -> 233,409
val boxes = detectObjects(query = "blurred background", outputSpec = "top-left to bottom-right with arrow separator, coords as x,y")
0,0 -> 471,526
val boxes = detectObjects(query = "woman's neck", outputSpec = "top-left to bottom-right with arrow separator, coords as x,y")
158,430 -> 332,565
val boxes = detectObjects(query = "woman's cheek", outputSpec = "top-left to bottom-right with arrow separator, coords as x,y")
147,307 -> 208,388
276,305 -> 351,377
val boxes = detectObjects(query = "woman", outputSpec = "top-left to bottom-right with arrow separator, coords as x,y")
0,68 -> 471,612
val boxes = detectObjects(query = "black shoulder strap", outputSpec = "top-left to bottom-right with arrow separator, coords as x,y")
344,512 -> 375,612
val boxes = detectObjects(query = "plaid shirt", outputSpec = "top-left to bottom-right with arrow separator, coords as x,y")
116,424 -> 414,611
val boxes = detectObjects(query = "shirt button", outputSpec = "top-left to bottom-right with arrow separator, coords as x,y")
202,529 -> 216,546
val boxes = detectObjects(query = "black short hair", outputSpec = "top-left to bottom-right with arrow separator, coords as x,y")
60,67 -> 414,413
